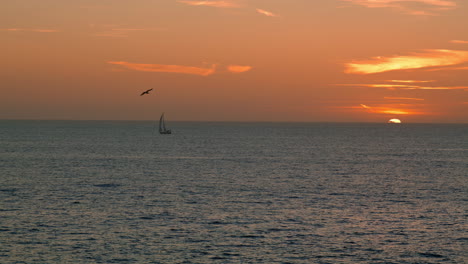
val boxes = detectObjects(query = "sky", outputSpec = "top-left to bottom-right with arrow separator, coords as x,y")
1,0 -> 468,123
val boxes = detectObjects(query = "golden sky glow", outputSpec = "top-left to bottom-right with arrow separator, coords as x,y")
1,0 -> 467,123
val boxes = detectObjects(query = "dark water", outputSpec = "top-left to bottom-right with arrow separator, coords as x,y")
0,120 -> 467,263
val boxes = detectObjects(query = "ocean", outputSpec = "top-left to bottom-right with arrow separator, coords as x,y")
0,120 -> 466,263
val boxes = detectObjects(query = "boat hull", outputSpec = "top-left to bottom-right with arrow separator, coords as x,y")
159,130 -> 172,134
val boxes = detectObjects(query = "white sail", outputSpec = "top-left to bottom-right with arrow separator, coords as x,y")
159,112 -> 171,134
159,113 -> 165,132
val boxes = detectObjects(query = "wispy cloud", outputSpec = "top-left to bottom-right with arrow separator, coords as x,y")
1,28 -> 60,33
341,0 -> 457,15
400,86 -> 468,90
108,61 -> 217,76
227,65 -> 252,73
177,0 -> 241,8
451,40 -> 468,44
178,0 -> 281,17
384,97 -> 425,101
339,83 -> 468,90
387,80 -> 435,83
94,27 -> 164,38
345,49 -> 468,74
425,66 -> 468,71
79,5 -> 110,10
108,61 -> 252,76
342,0 -> 456,8
256,8 -> 279,17
338,84 -> 412,89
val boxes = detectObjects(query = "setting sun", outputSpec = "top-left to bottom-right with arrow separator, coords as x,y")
388,119 -> 402,124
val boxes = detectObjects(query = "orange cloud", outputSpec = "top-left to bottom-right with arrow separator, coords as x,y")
108,61 -> 216,76
95,27 -> 164,38
425,66 -> 468,71
177,0 -> 240,8
345,49 -> 468,74
1,28 -> 59,33
451,40 -> 468,44
340,83 -> 468,90
384,97 -> 425,101
400,86 -> 468,90
338,84 -> 415,89
343,0 -> 456,8
387,80 -> 435,83
256,8 -> 279,17
342,0 -> 456,15
227,65 -> 252,73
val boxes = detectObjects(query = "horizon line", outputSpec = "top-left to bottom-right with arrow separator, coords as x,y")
1,118 -> 466,124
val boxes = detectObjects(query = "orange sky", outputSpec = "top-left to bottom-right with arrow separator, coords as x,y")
1,0 -> 467,123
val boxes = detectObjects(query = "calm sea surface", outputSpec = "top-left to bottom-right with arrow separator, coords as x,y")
0,121 -> 467,263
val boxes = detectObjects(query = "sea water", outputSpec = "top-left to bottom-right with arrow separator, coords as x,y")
0,120 -> 466,263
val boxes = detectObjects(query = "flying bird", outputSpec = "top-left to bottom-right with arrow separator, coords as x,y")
140,88 -> 153,96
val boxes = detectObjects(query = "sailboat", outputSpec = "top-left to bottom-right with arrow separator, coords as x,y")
159,112 -> 172,134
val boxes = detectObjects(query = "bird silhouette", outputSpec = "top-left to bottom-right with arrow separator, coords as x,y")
140,88 -> 153,96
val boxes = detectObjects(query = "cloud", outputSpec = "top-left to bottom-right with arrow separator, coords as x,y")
399,86 -> 468,90
343,0 -> 456,8
177,0 -> 241,8
451,40 -> 468,44
345,49 -> 468,74
338,84 -> 409,89
425,66 -> 468,71
339,83 -> 468,90
387,80 -> 435,83
108,61 -> 217,76
108,61 -> 252,76
227,65 -> 252,73
94,27 -> 164,38
341,0 -> 457,15
177,1 -> 281,17
256,8 -> 279,17
384,97 -> 425,101
1,28 -> 60,33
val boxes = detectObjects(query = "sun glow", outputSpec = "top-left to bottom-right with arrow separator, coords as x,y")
358,104 -> 424,115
